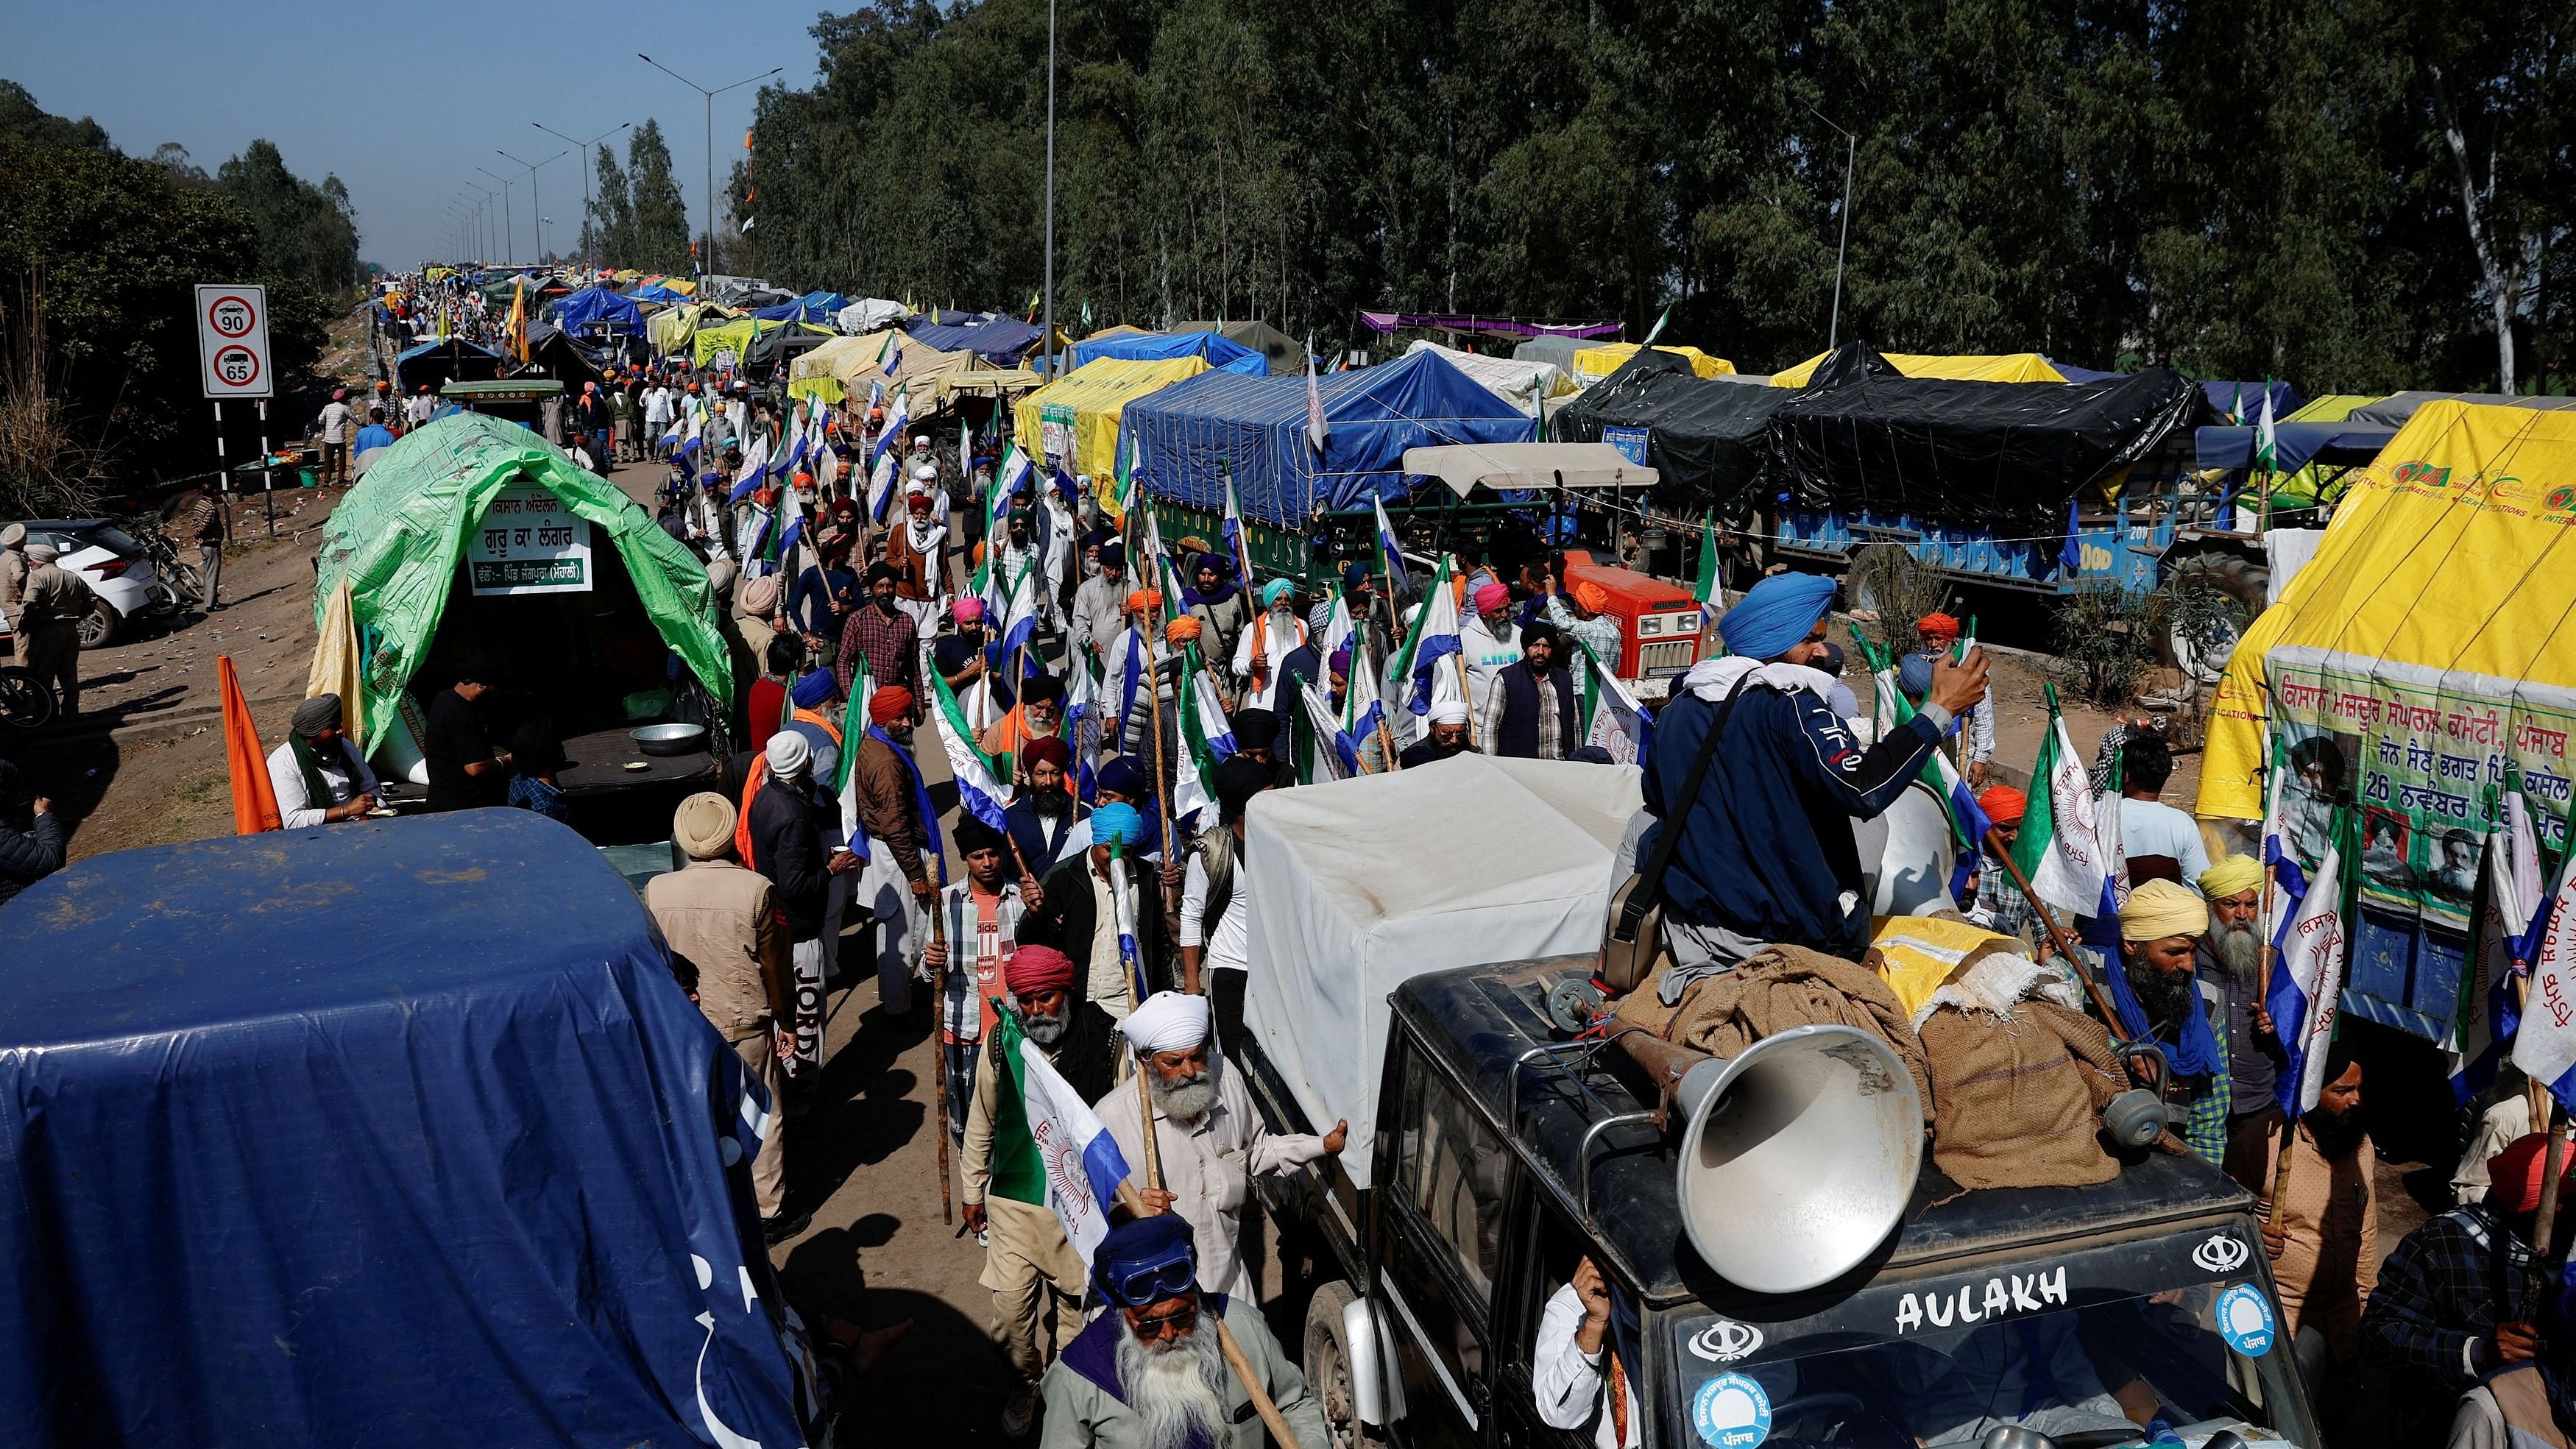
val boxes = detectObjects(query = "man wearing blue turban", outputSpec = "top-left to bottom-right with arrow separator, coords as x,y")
1023,796 -> 1172,1022
1637,570 -> 1990,991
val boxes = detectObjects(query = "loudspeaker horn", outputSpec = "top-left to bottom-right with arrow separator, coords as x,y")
1663,1024 -> 1924,1294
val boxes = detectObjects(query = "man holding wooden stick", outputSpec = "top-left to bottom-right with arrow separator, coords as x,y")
1093,993 -> 1343,1302
1038,1213 -> 1326,1449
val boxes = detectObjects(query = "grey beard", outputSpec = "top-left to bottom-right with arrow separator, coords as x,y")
1024,1007 -> 1069,1046
1149,1067 -> 1219,1124
1117,1312 -> 1231,1449
2212,917 -> 2263,987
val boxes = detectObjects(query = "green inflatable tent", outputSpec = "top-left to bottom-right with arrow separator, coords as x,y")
314,411 -> 732,754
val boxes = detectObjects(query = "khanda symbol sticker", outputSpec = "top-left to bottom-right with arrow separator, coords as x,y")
1688,1319 -> 1764,1364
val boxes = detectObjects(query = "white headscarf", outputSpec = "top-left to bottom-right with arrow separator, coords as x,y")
1121,992 -> 1211,1054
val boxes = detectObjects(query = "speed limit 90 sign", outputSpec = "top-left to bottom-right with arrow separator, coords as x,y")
196,283 -> 273,399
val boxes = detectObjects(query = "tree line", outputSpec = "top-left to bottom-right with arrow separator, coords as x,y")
0,80 -> 364,514
729,0 -> 2569,396
578,119 -> 699,276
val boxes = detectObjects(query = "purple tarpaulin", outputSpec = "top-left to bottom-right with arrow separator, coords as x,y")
1358,311 -> 1624,341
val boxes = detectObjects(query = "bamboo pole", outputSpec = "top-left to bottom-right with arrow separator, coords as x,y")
2526,1105 -> 2569,1323
928,895 -> 953,1226
1980,826 -> 2141,1065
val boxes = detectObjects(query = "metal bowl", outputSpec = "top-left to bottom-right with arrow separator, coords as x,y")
629,723 -> 707,758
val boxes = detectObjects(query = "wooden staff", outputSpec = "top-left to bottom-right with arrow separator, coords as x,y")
1113,848 -> 1165,1194
929,889 -> 953,1226
1142,609 -> 1177,854
2257,862 -> 2301,1232
1369,634 -> 1403,772
1979,826 -> 2139,1059
2527,1103 -> 2569,1322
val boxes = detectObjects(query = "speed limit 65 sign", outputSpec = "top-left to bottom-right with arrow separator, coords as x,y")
196,283 -> 273,399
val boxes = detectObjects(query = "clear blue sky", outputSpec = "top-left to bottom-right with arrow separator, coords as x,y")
11,1 -> 826,269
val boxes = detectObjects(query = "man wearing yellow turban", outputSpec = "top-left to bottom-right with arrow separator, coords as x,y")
2116,877 -> 2231,1166
2196,854 -> 2285,1190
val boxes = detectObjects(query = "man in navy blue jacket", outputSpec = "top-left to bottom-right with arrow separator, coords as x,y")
1638,571 -> 1988,999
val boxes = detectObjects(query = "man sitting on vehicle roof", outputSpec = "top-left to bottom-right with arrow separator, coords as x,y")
1095,992 -> 1343,1302
1038,1213 -> 1327,1449
1638,571 -> 1987,999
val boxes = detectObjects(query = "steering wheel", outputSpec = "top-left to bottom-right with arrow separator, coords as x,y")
1764,1392 -> 1912,1449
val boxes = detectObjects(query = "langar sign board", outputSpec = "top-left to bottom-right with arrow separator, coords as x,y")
467,486 -> 593,595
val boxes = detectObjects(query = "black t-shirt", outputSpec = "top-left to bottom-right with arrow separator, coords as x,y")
423,688 -> 503,812
1398,737 -> 1471,770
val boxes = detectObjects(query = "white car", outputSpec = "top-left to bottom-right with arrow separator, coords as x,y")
11,520 -> 181,648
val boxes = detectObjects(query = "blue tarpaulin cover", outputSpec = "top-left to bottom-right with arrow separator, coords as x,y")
2198,379 -> 2307,422
2193,422 -> 2396,472
1122,349 -> 1534,526
753,290 -> 851,325
549,285 -> 644,332
902,315 -> 1043,361
0,811 -> 811,1448
1064,329 -> 1268,378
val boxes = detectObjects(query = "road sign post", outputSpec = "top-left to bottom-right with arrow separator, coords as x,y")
197,284 -> 275,535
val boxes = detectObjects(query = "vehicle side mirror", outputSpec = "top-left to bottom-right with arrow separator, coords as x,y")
1342,1296 -> 1407,1426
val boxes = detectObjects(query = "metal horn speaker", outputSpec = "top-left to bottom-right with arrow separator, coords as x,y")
1668,1024 -> 1923,1294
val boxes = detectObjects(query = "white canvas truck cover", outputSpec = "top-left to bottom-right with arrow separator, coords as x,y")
1241,753 -> 1643,1188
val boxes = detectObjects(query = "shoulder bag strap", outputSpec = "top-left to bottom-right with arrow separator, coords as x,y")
1616,675 -> 1757,937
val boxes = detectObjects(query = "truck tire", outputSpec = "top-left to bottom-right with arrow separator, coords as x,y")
2160,553 -> 2265,686
79,598 -> 121,650
1304,1279 -> 1373,1449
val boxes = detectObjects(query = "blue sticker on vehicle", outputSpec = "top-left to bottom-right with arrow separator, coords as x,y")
1693,1372 -> 1773,1449
2217,1283 -> 2276,1356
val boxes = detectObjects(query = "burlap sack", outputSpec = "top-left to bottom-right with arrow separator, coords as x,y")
1918,996 -> 2129,1188
1616,943 -> 1934,1127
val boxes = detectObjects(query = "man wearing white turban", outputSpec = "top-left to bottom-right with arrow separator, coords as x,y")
1093,992 -> 1345,1300
1398,698 -> 1473,768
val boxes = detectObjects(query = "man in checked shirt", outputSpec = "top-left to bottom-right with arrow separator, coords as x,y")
2364,1131 -> 2575,1445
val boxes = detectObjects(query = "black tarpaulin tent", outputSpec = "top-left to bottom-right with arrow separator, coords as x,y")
1769,364 -> 2200,528
1552,342 -> 1900,514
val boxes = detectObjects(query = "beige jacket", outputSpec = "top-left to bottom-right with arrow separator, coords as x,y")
644,858 -> 782,1038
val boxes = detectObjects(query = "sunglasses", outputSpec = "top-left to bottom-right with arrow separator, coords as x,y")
1113,1258 -> 1198,1311
1128,1300 -> 1200,1339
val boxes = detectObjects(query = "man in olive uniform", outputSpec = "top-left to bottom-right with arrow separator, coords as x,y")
16,544 -> 91,715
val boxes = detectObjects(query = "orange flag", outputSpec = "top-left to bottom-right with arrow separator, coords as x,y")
220,654 -> 280,834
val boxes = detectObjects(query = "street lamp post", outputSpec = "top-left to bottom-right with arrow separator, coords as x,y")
467,185 -> 499,263
637,55 -> 781,278
1810,105 -> 1857,351
475,166 -> 517,264
1042,0 -> 1056,378
495,148 -> 567,264
534,120 -> 631,272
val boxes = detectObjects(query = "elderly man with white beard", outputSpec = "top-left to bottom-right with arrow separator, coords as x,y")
1094,993 -> 1345,1300
1040,1214 -> 1326,1449
2197,854 -> 2289,1194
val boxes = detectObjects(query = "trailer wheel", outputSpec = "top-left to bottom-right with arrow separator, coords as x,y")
1305,1278 -> 1371,1449
2160,553 -> 2267,686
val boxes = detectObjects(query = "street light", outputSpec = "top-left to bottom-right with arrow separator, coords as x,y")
637,55 -> 781,277
475,166 -> 517,263
1809,105 -> 1857,351
533,120 -> 631,271
495,148 -> 567,264
1042,0 -> 1056,377
465,184 -> 500,262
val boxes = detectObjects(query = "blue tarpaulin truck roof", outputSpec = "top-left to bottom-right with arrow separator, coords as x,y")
0,810 -> 812,1447
1122,348 -> 1536,528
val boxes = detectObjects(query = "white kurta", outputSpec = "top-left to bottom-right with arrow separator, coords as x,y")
1091,1056 -> 1326,1300
1228,610 -> 1309,712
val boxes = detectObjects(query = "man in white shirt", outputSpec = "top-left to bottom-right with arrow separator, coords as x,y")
2114,731 -> 2210,885
1535,1258 -> 1640,1449
1178,757 -> 1273,1053
405,386 -> 436,428
1459,578 -> 1522,726
1091,992 -> 1343,1301
1228,578 -> 1309,712
266,693 -> 380,828
314,390 -> 354,485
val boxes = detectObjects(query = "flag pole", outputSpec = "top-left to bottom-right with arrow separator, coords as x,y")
2260,860 -> 2298,1233
1143,612 -> 1176,855
2527,1105 -> 2569,1322
929,896 -> 953,1226
1981,826 -> 2135,1057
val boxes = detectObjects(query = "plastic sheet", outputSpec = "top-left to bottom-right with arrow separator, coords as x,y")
0,812 -> 812,1448
1552,346 -> 1804,514
1121,349 -> 1535,527
1063,329 -> 1268,378
1769,365 -> 2200,528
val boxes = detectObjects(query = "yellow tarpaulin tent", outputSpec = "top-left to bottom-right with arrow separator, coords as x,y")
648,302 -> 723,358
2198,400 -> 2576,825
1571,343 -> 1734,385
690,317 -> 822,367
1768,351 -> 2068,387
788,334 -> 892,403
1013,356 -> 1211,480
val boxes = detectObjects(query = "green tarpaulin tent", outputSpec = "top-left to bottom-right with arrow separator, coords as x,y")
314,411 -> 733,753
